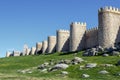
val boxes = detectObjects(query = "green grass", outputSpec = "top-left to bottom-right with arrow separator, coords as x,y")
0,52 -> 120,80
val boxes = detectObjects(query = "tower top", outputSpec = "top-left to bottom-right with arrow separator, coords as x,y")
57,29 -> 70,33
70,22 -> 86,26
98,6 -> 120,14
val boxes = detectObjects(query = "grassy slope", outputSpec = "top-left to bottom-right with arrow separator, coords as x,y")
0,52 -> 120,80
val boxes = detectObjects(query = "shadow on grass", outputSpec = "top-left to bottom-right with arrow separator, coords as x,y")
59,51 -> 78,56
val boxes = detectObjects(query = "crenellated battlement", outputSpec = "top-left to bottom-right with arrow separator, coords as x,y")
86,27 -> 98,33
48,36 -> 56,38
57,29 -> 70,33
71,22 -> 86,26
36,42 -> 42,45
98,6 -> 120,14
6,6 -> 120,57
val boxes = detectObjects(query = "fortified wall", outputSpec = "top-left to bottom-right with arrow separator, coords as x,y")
70,22 -> 86,51
6,6 -> 120,57
47,36 -> 56,53
98,6 -> 120,48
36,42 -> 42,54
56,30 -> 70,52
85,27 -> 98,49
42,41 -> 48,54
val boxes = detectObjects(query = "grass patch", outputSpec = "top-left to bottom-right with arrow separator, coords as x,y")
0,52 -> 120,80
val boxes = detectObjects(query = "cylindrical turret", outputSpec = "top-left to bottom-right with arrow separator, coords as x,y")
42,41 -> 48,54
6,51 -> 11,57
47,36 -> 56,53
56,30 -> 70,52
36,42 -> 42,54
31,47 -> 36,55
23,44 -> 28,56
98,6 -> 120,48
13,51 -> 20,56
70,22 -> 86,51
26,48 -> 31,55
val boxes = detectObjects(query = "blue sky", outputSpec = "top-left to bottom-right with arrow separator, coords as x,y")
0,0 -> 120,57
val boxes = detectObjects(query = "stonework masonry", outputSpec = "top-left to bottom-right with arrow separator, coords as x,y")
70,22 -> 86,51
85,27 -> 99,49
13,51 -> 20,57
56,30 -> 70,52
47,36 -> 56,53
98,6 -> 120,48
6,6 -> 120,57
36,42 -> 42,54
42,41 -> 48,54
26,48 -> 31,55
31,47 -> 36,55
6,51 -> 11,57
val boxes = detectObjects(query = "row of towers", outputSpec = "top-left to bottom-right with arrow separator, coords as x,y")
6,6 -> 120,57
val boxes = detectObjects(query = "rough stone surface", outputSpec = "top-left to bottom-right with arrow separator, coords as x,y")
47,36 -> 56,53
42,41 -> 48,54
56,30 -> 70,52
31,47 -> 36,55
70,22 -> 86,51
50,63 -> 69,71
61,71 -> 68,75
36,42 -> 42,54
99,7 -> 120,48
86,63 -> 97,68
72,57 -> 84,63
103,54 -> 109,57
99,70 -> 109,74
111,51 -> 120,56
82,74 -> 90,78
13,51 -> 20,57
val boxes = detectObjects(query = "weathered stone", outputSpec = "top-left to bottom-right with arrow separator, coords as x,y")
58,60 -> 65,64
70,22 -> 86,52
38,63 -> 48,70
56,30 -> 70,52
80,65 -> 84,70
96,46 -> 104,52
100,64 -> 113,67
50,63 -> 69,71
82,74 -> 90,78
64,59 -> 71,64
89,50 -> 97,56
47,36 -> 56,53
44,62 -> 49,66
82,52 -> 89,56
27,71 -> 32,74
85,63 -> 97,68
41,69 -> 48,73
103,54 -> 109,57
71,62 -> 78,65
72,57 -> 84,63
111,51 -> 120,56
105,47 -> 114,53
61,71 -> 68,75
99,70 -> 109,74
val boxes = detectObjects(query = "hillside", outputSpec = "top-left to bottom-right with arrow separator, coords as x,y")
0,52 -> 120,80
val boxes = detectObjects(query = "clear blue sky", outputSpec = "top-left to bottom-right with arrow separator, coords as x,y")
0,0 -> 120,57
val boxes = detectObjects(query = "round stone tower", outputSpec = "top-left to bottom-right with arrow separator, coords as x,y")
56,30 -> 70,52
6,51 -> 11,57
36,42 -> 42,54
98,6 -> 120,48
31,47 -> 36,55
42,41 -> 48,54
70,22 -> 86,52
47,36 -> 56,53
